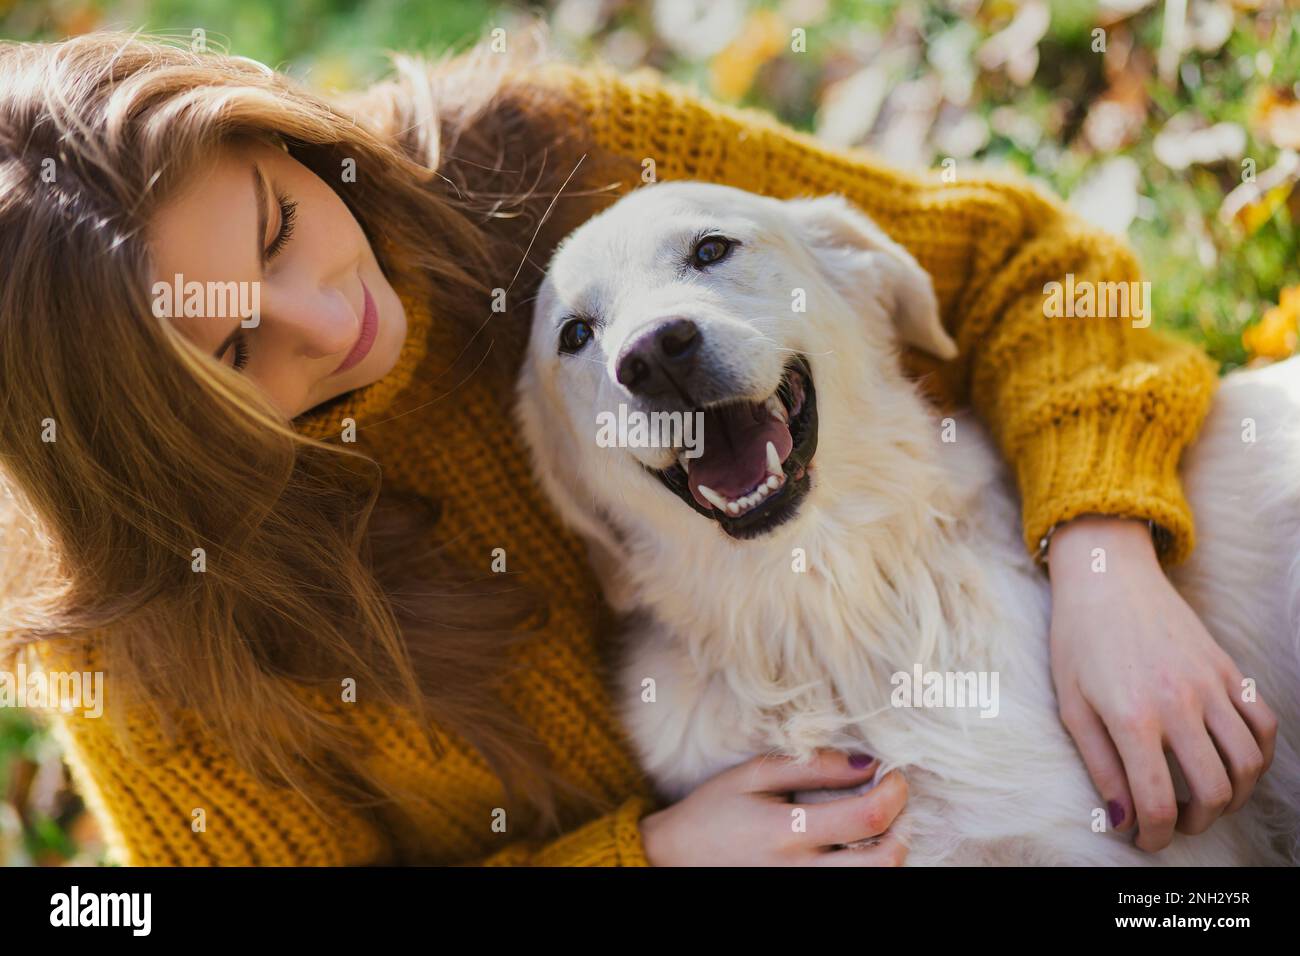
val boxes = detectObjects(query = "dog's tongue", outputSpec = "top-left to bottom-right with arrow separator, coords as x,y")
687,401 -> 793,509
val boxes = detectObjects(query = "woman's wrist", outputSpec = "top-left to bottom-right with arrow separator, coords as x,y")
638,807 -> 672,866
1047,514 -> 1161,586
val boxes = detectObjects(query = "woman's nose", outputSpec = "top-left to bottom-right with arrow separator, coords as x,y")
260,282 -> 358,361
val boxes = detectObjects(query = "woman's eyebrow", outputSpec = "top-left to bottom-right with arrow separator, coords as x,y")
251,162 -> 269,267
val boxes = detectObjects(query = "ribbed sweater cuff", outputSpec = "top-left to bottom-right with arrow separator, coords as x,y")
1014,401 -> 1208,568
528,796 -> 653,867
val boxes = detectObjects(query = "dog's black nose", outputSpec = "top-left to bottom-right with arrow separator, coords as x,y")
616,319 -> 701,398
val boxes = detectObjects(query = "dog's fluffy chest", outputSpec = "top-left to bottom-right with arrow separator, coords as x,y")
614,423 -> 1058,810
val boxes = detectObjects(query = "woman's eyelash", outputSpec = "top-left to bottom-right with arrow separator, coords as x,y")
266,194 -> 297,259
230,335 -> 250,372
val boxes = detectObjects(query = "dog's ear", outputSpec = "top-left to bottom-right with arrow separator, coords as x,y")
784,194 -> 958,361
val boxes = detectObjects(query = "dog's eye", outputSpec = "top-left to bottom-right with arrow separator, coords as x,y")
559,318 -> 594,354
692,235 -> 733,268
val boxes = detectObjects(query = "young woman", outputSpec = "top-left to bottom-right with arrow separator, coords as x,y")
0,29 -> 1276,866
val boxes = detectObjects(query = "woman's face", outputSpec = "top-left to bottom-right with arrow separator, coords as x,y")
149,139 -> 407,418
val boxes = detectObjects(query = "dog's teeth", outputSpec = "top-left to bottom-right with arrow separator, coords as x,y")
677,453 -> 690,475
697,484 -> 727,511
765,396 -> 788,425
700,462 -> 786,518
766,441 -> 783,476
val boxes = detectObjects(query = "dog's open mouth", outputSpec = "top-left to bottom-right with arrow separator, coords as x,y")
653,358 -> 818,539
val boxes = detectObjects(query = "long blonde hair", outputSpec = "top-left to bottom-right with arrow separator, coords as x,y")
0,28 -> 626,849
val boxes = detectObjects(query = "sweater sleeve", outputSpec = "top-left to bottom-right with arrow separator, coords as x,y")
42,678 -> 392,866
51,708 -> 656,866
36,637 -> 654,867
536,63 -> 1219,565
472,795 -> 652,866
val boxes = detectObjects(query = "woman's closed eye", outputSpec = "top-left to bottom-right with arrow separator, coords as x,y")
228,335 -> 250,371
215,331 -> 251,371
253,162 -> 297,264
266,193 -> 297,260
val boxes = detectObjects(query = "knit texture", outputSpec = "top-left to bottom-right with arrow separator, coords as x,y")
34,62 -> 1216,866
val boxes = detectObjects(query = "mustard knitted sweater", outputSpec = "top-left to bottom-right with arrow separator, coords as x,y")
38,63 -> 1216,866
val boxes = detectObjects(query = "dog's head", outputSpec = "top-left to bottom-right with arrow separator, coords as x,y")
517,181 -> 956,556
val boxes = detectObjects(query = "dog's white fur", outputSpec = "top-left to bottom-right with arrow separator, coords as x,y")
516,181 -> 1300,865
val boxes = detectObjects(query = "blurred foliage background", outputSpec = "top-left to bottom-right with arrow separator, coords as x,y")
3,0 -> 1299,864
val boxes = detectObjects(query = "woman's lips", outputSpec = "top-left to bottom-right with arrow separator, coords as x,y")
333,280 -> 379,375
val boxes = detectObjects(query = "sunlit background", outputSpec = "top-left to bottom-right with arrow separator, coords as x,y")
2,0 -> 1299,864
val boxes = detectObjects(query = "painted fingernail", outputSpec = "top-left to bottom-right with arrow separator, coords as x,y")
848,753 -> 874,769
1107,799 -> 1125,827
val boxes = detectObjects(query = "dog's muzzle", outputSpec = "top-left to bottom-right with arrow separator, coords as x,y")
651,357 -> 818,539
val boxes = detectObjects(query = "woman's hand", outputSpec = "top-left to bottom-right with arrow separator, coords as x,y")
639,750 -> 909,866
1048,515 -> 1278,852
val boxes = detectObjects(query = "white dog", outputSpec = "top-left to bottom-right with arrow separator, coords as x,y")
516,181 -> 1300,865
